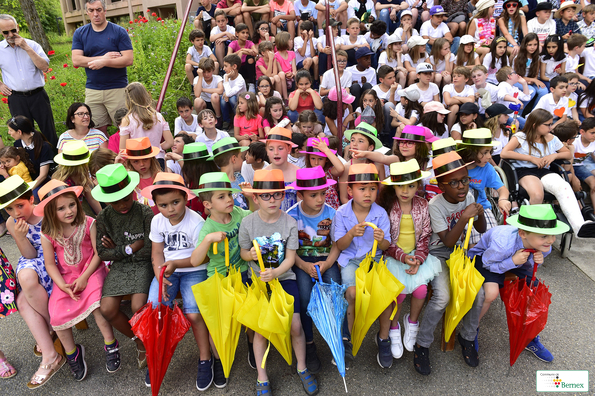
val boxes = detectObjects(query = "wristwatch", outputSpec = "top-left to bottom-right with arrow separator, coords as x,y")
125,245 -> 133,256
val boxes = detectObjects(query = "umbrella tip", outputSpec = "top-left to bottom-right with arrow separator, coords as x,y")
343,376 -> 348,393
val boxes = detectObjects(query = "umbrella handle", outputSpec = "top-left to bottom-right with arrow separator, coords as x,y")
530,261 -> 538,291
311,264 -> 323,283
158,266 -> 167,331
213,238 -> 230,267
463,218 -> 474,251
252,240 -> 266,273
364,222 -> 379,258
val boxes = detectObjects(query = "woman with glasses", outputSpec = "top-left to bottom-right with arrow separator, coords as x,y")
56,102 -> 108,153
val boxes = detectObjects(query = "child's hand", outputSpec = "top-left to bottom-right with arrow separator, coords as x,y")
260,268 -> 277,282
350,222 -> 367,238
462,203 -> 481,221
389,108 -> 399,118
313,138 -> 330,153
307,262 -> 319,279
323,46 -> 332,54
215,38 -> 225,45
390,82 -> 399,91
249,246 -> 259,261
61,283 -> 79,301
70,276 -> 88,294
223,93 -> 229,102
286,72 -> 294,79
533,251 -> 544,264
512,249 -> 531,265
403,254 -> 416,266
405,263 -> 420,275
517,76 -> 527,84
0,165 -> 8,178
542,153 -> 558,168
12,218 -> 29,240
498,198 -> 511,216
101,235 -> 116,249
160,260 -> 177,280
373,227 -> 385,242
515,99 -> 524,108
349,148 -> 368,159
469,121 -> 477,129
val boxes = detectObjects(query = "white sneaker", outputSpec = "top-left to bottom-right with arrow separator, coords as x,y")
388,326 -> 403,359
402,313 -> 420,352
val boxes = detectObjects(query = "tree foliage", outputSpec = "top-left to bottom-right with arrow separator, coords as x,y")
0,0 -> 63,35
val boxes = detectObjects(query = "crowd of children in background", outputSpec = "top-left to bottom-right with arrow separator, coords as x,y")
3,0 -> 595,393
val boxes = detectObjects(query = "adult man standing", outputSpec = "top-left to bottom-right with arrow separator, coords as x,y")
0,14 -> 58,146
72,0 -> 133,133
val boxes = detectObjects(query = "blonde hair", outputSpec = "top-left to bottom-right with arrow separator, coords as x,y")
125,156 -> 161,178
431,37 -> 449,62
275,31 -> 290,51
484,114 -> 509,138
89,148 -> 117,176
410,44 -> 425,64
52,163 -> 94,190
41,191 -> 86,241
385,44 -> 398,63
125,82 -> 157,130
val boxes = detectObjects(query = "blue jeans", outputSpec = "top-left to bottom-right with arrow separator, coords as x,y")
378,9 -> 399,35
289,109 -> 325,124
147,269 -> 207,314
220,94 -> 238,123
294,260 -> 342,342
515,82 -> 548,111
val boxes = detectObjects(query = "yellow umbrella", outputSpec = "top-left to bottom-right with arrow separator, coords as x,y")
444,219 -> 485,342
192,239 -> 247,378
351,223 -> 405,357
235,240 -> 294,367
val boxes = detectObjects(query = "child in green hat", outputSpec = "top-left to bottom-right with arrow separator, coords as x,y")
468,204 -> 570,363
209,137 -> 249,210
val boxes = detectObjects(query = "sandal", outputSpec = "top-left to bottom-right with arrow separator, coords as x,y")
256,380 -> 272,396
0,358 -> 17,379
297,369 -> 319,396
132,336 -> 147,369
26,354 -> 65,389
413,344 -> 431,376
458,333 -> 479,367
34,332 -> 58,357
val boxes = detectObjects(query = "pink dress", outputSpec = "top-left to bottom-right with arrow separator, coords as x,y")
47,216 -> 107,330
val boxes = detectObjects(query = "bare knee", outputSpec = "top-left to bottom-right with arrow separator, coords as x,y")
18,269 -> 39,291
279,71 -> 286,79
185,63 -> 193,72
290,316 -> 302,337
345,287 -> 355,304
211,93 -> 220,102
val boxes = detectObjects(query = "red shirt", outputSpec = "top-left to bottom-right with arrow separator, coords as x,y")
289,90 -> 315,113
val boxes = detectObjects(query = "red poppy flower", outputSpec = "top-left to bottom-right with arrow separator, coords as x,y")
63,63 -> 68,68
134,19 -> 138,22
152,12 -> 157,17
48,50 -> 55,55
129,20 -> 134,24
60,83 -> 67,87
147,8 -> 150,12
50,75 -> 56,80
48,68 -> 52,72
157,17 -> 162,21
1,98 -> 8,104
5,279 -> 15,290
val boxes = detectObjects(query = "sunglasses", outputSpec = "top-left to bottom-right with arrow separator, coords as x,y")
258,192 -> 285,201
1,29 -> 17,35
441,177 -> 470,189
505,2 -> 518,8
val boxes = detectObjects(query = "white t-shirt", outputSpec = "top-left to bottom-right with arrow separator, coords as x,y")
149,207 -> 206,271
402,53 -> 429,70
566,53 -> 580,72
294,36 -> 319,63
540,55 -> 567,80
496,81 -> 531,107
347,65 -> 377,86
429,53 -> 455,73
320,69 -> 353,90
442,84 -> 475,105
364,32 -> 389,52
241,161 -> 270,185
324,108 -> 349,136
318,35 -> 344,48
193,75 -> 223,102
393,27 -> 419,43
492,130 -> 508,156
195,129 -> 230,153
582,47 -> 595,78
395,102 -> 420,121
342,35 -> 368,47
473,83 -> 499,114
482,53 -> 504,85
568,92 -> 579,112
378,51 -> 399,69
573,137 -> 595,165
527,18 -> 556,45
414,82 -> 440,103
534,93 -> 571,117
187,45 -> 213,65
420,21 -> 450,39
166,159 -> 182,175
372,84 -> 401,102
211,25 -> 235,39
174,115 -> 200,135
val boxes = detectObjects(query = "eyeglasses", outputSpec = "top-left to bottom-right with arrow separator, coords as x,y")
441,177 -> 470,188
543,122 -> 553,127
505,2 -> 518,8
398,140 -> 415,147
569,82 -> 579,86
1,29 -> 17,35
337,60 -> 348,64
74,112 -> 90,118
258,192 -> 285,201
259,27 -> 269,31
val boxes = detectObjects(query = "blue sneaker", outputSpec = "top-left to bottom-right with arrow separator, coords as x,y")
375,333 -> 393,368
525,336 -> 553,362
196,358 -> 214,391
145,369 -> 151,387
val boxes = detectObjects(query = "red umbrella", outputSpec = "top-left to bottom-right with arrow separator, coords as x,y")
500,259 -> 552,367
130,267 -> 191,395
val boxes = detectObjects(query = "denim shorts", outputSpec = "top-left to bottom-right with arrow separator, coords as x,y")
574,165 -> 594,181
582,155 -> 595,173
148,269 -> 207,314
340,254 -> 382,288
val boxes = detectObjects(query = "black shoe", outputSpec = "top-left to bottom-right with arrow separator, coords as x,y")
578,221 -> 595,238
413,344 -> 431,375
332,339 -> 353,370
247,337 -> 256,370
222,121 -> 231,131
458,333 -> 479,367
196,358 -> 213,391
213,358 -> 227,388
104,340 -> 121,373
375,333 -> 393,369
145,369 -> 151,388
305,343 -> 321,374
67,344 -> 88,381
216,117 -> 224,129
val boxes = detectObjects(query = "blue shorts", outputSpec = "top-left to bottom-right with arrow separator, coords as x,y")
474,255 -> 538,288
573,165 -> 594,182
279,279 -> 301,313
340,254 -> 383,288
582,155 -> 595,173
148,269 -> 207,314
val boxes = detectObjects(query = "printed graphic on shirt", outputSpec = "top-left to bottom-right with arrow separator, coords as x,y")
255,232 -> 286,268
297,217 -> 333,256
162,231 -> 194,251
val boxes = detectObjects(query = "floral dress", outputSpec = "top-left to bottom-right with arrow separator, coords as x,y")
15,219 -> 53,296
325,168 -> 341,210
0,247 -> 18,317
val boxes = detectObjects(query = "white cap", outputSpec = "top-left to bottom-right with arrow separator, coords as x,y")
416,62 -> 435,73
407,35 -> 429,48
460,35 -> 476,45
387,35 -> 403,45
400,10 -> 413,18
397,86 -> 421,102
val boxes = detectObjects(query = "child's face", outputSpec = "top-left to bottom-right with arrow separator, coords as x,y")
267,142 -> 290,166
337,55 -> 348,71
551,82 -> 568,98
223,62 -> 232,75
205,190 -> 235,214
177,105 -> 193,121
536,10 -> 551,21
431,15 -> 442,25
362,94 -> 376,109
498,113 -> 509,124
463,43 -> 474,54
476,147 -> 492,167
538,118 -> 554,136
370,31 -> 380,39
391,43 -> 401,53
393,182 -> 418,204
519,230 -> 556,253
576,43 -> 586,55
401,15 -> 412,25
258,79 -> 272,96
270,103 -> 284,121
298,189 -> 327,212
508,71 -> 519,84
199,112 -> 217,129
380,71 -> 396,87
237,28 -> 250,41
418,71 -> 434,84
586,11 -> 595,24
440,42 -> 450,57
357,55 -> 372,69
459,113 -> 477,125
452,73 -> 468,85
332,26 -> 339,37
348,22 -> 360,36
308,154 -> 327,168
496,41 -> 507,57
505,1 -> 518,15
200,0 -> 210,7
155,190 -> 188,225
350,133 -> 374,152
472,70 -> 487,85
4,196 -> 34,222
300,121 -> 316,137
526,39 -> 539,54
231,154 -> 242,172
297,77 -> 311,91
216,15 -> 227,29
581,128 -> 595,143
202,69 -> 213,81
245,150 -> 255,164
110,192 -> 135,214
0,156 -> 18,169
238,98 -> 248,113
561,8 -> 575,20
398,140 -> 416,158
546,41 -> 558,57
130,158 -> 151,175
254,192 -> 284,215
172,136 -> 187,154
7,126 -> 21,141
438,168 -> 470,203
348,182 -> 378,208
192,37 -> 205,49
55,195 -> 78,225
436,113 -> 446,123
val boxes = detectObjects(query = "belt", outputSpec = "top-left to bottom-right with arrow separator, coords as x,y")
11,87 -> 44,96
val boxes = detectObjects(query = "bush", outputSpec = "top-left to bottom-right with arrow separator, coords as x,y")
0,16 -> 194,145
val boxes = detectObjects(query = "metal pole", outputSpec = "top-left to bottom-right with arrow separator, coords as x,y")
325,4 -> 343,156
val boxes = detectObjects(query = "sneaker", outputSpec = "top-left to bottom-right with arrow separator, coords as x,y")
104,340 -> 121,373
458,333 -> 479,367
247,337 -> 256,370
256,380 -> 271,396
331,339 -> 353,370
196,358 -> 214,391
145,369 -> 151,388
525,336 -> 554,362
305,343 -> 321,374
375,333 -> 393,368
213,358 -> 227,388
413,344 -> 431,375
66,344 -> 87,381
475,328 -> 479,353
297,368 -> 319,396
216,117 -> 223,129
389,325 -> 403,359
402,314 -> 420,352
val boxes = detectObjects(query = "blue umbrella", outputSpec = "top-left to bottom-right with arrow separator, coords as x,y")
307,266 -> 348,393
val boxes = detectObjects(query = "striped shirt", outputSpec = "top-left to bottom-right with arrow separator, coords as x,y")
57,129 -> 108,152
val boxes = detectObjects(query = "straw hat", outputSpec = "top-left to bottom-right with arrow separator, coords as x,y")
263,127 -> 298,148
344,122 -> 383,150
432,137 -> 459,157
121,137 -> 160,160
343,163 -> 380,184
33,180 -> 83,217
432,151 -> 473,178
474,0 -> 495,13
382,159 -> 431,186
91,163 -> 140,203
394,125 -> 437,143
192,172 -> 240,194
0,175 -> 35,210
54,140 -> 91,166
209,137 -> 249,161
183,142 -> 211,161
456,128 -> 498,147
140,172 -> 196,200
299,137 -> 336,157
555,1 -> 581,19
507,204 -> 570,235
241,169 -> 291,193
287,166 -> 337,191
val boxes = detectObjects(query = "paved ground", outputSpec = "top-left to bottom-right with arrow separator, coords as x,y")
0,234 -> 593,396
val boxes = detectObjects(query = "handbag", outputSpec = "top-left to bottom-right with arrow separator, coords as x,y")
0,247 -> 18,317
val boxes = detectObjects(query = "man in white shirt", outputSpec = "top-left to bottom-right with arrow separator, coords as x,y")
0,14 -> 58,146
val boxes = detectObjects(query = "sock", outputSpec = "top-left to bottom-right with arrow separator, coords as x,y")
104,339 -> 116,347
390,324 -> 399,330
258,380 -> 269,385
408,316 -> 417,324
297,368 -> 307,374
66,347 -> 77,360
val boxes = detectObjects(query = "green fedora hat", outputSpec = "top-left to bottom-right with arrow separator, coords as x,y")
344,122 -> 383,150
507,204 -> 570,235
54,140 -> 91,166
456,128 -> 498,147
192,172 -> 241,194
183,142 -> 211,161
91,163 -> 140,203
0,175 -> 36,210
207,137 -> 249,161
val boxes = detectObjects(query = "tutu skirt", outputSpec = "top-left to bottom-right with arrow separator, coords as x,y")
385,250 -> 442,294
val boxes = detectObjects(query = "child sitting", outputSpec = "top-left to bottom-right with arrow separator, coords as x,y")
342,17 -> 371,66
234,91 -> 264,146
428,37 -> 455,88
194,58 -> 224,128
317,19 -> 346,77
527,2 -> 555,47
241,141 -> 269,185
165,133 -> 195,174
565,34 -> 587,80
471,65 -> 499,117
496,66 -> 530,130
372,65 -> 401,137
320,50 -> 352,97
364,20 -> 389,69
294,21 -> 319,80
535,75 -> 571,128
239,169 -> 319,395
483,103 -> 512,164
554,1 -> 581,41
269,0 -> 298,40
301,137 -> 345,209
563,72 -> 582,121
442,66 -> 476,130
210,9 -> 237,70
228,23 -> 258,89
455,35 -> 480,69
323,87 -> 355,138
378,36 -> 406,87
420,5 -> 457,55
578,4 -> 595,40
451,102 -> 481,141
403,36 -> 429,86
391,86 -> 424,136
483,36 -> 509,85
174,97 -> 200,139
571,117 -> 595,205
195,109 -> 230,153
274,31 -> 298,90
263,96 -> 291,134
288,70 -> 324,124
256,44 -> 287,102
185,29 -> 219,86
257,75 -> 284,116
540,35 -> 567,88
293,110 -> 325,138
413,62 -> 440,107
220,54 -> 247,130
211,137 -> 250,209
0,146 -> 34,182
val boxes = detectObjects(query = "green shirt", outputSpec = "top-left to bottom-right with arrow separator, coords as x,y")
200,206 -> 252,277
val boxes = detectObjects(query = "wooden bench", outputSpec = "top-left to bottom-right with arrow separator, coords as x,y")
53,320 -> 89,356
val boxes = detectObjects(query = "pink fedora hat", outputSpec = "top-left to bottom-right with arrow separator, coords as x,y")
393,125 -> 438,143
328,87 -> 355,104
299,137 -> 337,157
287,166 -> 338,191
